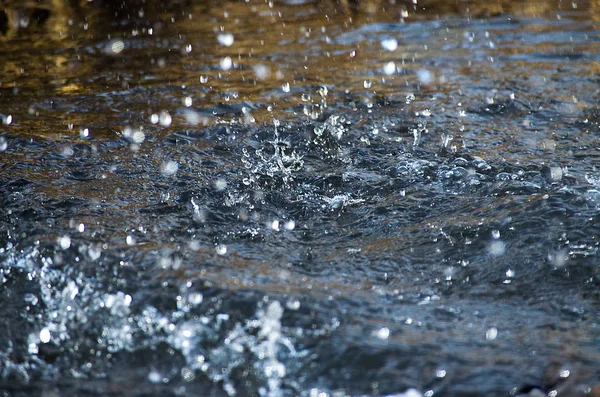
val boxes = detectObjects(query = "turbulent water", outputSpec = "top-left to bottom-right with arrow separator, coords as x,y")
0,1 -> 599,396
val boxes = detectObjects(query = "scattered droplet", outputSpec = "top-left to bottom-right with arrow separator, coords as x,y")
487,240 -> 506,257
88,245 -> 102,261
215,244 -> 227,255
161,160 -> 179,177
254,63 -> 270,80
220,57 -> 233,71
381,38 -> 398,51
383,61 -> 396,76
58,235 -> 71,250
486,327 -> 498,340
39,328 -> 51,343
214,179 -> 227,191
159,111 -> 172,127
148,370 -> 162,384
375,327 -> 390,340
110,39 -> 125,54
417,69 -> 433,85
282,82 -> 291,93
217,33 -> 234,47
286,299 -> 300,310
283,220 -> 295,231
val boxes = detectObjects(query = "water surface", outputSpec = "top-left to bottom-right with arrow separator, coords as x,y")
0,1 -> 599,396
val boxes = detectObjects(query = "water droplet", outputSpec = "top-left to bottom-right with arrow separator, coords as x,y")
60,146 -> 74,158
214,179 -> 227,191
183,96 -> 193,107
161,160 -> 179,177
283,220 -> 295,231
88,245 -> 102,261
150,114 -> 159,124
217,33 -> 234,47
270,220 -> 280,231
505,269 -> 515,278
0,137 -> 6,152
220,57 -> 233,71
487,240 -> 506,257
126,235 -> 136,245
375,327 -> 390,340
381,38 -> 398,51
282,82 -> 291,93
417,69 -> 433,85
253,63 -> 270,80
39,328 -> 51,343
3,115 -> 12,125
79,128 -> 89,138
215,244 -> 227,255
110,39 -> 125,54
58,235 -> 71,250
159,111 -> 172,127
148,370 -> 162,383
486,327 -> 498,340
383,61 -> 396,76
436,369 -> 447,378
78,223 -> 85,233
363,80 -> 372,89
491,230 -> 500,239
286,299 -> 300,310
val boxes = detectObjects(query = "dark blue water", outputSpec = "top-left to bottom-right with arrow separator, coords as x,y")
0,1 -> 599,396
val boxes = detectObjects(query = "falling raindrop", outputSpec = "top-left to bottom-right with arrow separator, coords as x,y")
159,111 -> 172,127
254,64 -> 270,80
383,61 -> 396,76
217,33 -> 234,47
58,235 -> 71,250
486,327 -> 498,340
39,328 -> 51,343
161,160 -> 179,177
487,240 -> 506,257
381,38 -> 398,51
215,244 -> 227,255
220,57 -> 233,71
417,69 -> 433,85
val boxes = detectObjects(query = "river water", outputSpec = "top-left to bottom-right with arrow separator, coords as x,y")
0,0 -> 599,396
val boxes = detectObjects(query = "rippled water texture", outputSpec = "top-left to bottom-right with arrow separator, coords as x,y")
1,0 -> 599,396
